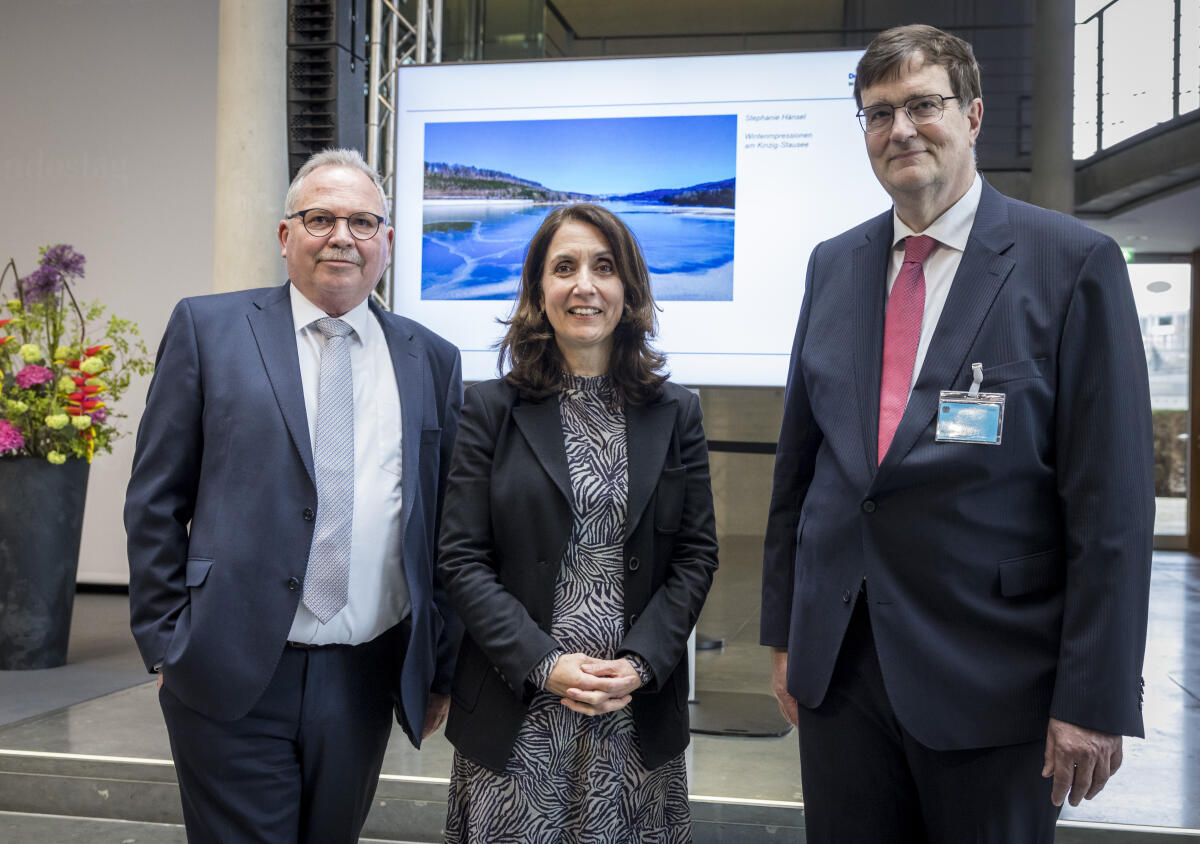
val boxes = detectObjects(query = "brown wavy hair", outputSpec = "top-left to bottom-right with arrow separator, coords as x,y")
497,203 -> 667,404
854,24 -> 982,109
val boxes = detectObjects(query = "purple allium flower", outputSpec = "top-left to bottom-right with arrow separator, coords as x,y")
0,419 -> 24,454
15,364 -> 55,389
88,406 -> 108,423
20,244 -> 85,305
42,244 -> 86,278
21,264 -> 63,304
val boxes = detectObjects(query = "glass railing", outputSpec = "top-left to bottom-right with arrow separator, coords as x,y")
1075,0 -> 1200,158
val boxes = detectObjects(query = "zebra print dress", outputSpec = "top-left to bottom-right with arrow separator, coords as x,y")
445,374 -> 691,843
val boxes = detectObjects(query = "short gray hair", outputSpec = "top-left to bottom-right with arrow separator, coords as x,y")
284,148 -> 389,222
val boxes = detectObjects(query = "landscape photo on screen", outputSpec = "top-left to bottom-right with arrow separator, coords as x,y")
421,114 -> 736,301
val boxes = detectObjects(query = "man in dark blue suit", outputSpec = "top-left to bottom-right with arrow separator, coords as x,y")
760,25 -> 1153,843
126,148 -> 462,843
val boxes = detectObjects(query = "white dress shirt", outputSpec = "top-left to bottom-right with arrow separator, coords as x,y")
887,173 -> 983,394
287,285 -> 408,645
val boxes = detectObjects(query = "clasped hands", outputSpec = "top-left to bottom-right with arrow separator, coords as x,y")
545,652 -> 643,716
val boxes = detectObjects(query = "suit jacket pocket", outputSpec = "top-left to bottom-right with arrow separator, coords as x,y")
654,467 -> 686,533
981,358 -> 1046,388
185,557 -> 213,587
998,549 -> 1062,597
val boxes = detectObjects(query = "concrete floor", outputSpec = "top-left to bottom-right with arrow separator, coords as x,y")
0,811 -> 426,844
0,540 -> 1197,840
0,592 -> 150,727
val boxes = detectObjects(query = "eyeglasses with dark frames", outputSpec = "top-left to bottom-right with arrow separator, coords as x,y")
288,208 -> 385,240
857,94 -> 960,134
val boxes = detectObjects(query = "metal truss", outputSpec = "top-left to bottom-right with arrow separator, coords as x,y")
367,0 -> 443,305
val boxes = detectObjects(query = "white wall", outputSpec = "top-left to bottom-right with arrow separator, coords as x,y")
0,1 -> 220,583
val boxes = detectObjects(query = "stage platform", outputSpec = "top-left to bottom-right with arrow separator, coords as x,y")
1,542 -> 1197,842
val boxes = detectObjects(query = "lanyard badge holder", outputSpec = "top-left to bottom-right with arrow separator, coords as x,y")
935,362 -> 1005,445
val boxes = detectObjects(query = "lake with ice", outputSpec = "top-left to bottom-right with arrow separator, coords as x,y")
420,201 -> 734,301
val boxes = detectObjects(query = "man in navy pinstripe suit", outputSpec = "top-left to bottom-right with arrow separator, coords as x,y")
760,25 -> 1153,843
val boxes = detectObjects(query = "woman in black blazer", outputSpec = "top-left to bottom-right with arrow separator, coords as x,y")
438,203 -> 719,842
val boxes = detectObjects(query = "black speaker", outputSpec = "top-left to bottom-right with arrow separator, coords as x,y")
286,0 -> 368,180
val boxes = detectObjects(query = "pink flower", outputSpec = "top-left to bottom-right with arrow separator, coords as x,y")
15,364 -> 55,389
0,419 -> 24,454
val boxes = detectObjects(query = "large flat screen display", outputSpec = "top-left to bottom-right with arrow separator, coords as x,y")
392,50 -> 890,386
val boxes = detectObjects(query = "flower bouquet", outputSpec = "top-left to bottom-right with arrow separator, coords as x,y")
0,244 -> 153,464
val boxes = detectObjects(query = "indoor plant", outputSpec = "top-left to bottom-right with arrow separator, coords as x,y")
0,244 -> 153,669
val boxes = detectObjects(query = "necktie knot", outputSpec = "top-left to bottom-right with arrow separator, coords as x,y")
312,317 -> 354,341
903,235 -> 937,265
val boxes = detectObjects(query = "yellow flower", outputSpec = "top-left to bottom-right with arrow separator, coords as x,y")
6,399 -> 28,414
71,415 -> 92,430
19,344 -> 44,363
47,450 -> 67,465
45,413 -> 71,430
54,346 -> 72,361
57,376 -> 76,393
79,356 -> 106,375
6,299 -> 21,311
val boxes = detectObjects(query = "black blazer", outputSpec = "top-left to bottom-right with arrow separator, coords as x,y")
761,180 -> 1154,750
438,377 -> 718,771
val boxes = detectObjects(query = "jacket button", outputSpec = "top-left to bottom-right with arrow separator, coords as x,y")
287,577 -> 301,591
629,556 -> 640,571
861,500 -> 876,513
302,507 -> 315,521
842,589 -> 852,604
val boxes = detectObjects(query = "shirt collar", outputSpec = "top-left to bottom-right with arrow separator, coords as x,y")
288,283 -> 372,344
891,172 -> 983,253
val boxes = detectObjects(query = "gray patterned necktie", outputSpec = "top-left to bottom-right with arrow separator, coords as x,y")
302,317 -> 355,623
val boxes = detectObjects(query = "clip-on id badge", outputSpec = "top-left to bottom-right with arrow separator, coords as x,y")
936,362 -> 1005,445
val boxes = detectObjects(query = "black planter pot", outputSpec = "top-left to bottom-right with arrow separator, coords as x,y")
0,456 -> 90,670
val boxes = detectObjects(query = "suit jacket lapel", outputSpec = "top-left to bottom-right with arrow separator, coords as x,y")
511,388 -> 677,538
512,396 -> 573,506
625,396 -> 677,540
879,181 -> 1016,473
853,211 -> 893,473
375,303 -> 424,534
246,284 -> 314,484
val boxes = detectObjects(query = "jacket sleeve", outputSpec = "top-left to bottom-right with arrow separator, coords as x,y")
437,385 -> 560,697
430,347 -> 464,694
760,245 -> 824,648
618,389 -> 719,690
124,299 -> 204,673
1050,235 -> 1154,737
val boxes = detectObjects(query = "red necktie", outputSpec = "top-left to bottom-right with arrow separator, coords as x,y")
878,235 -> 936,463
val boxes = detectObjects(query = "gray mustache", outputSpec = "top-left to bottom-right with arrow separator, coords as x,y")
317,249 -> 363,266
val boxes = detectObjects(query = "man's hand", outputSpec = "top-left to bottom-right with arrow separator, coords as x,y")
771,648 -> 799,727
422,693 -> 450,739
1042,717 -> 1123,806
156,670 -> 164,691
545,653 -> 634,716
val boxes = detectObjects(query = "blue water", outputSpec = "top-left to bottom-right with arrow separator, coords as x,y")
420,202 -> 734,301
